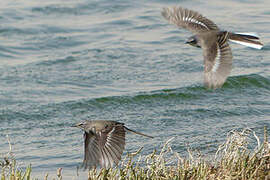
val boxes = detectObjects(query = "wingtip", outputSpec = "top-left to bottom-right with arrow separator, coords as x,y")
161,7 -> 170,20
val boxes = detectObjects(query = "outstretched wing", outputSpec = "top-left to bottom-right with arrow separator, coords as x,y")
97,124 -> 126,168
82,132 -> 100,169
162,6 -> 219,34
203,32 -> 232,89
83,125 -> 126,169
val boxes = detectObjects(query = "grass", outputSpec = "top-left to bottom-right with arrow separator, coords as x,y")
1,127 -> 270,180
0,136 -> 32,180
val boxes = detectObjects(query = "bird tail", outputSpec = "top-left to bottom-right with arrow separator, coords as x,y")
124,127 -> 154,138
228,32 -> 263,49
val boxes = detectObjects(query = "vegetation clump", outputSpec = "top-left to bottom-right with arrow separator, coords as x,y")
1,128 -> 269,180
0,136 -> 32,180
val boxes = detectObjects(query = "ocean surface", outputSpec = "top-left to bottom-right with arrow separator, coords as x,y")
0,0 -> 269,179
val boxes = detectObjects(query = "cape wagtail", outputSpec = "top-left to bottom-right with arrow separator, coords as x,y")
162,6 -> 263,89
73,120 -> 153,169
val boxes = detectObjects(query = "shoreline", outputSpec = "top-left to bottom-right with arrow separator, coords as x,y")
1,127 -> 269,179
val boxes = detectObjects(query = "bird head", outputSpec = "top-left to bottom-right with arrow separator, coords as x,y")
185,36 -> 201,48
72,120 -> 98,134
72,121 -> 88,130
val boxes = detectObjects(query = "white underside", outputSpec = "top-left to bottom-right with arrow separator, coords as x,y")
229,39 -> 263,49
212,46 -> 221,73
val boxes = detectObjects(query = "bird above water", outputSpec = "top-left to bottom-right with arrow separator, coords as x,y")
162,6 -> 263,89
73,120 -> 153,169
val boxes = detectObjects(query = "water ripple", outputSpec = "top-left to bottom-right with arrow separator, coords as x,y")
0,0 -> 269,178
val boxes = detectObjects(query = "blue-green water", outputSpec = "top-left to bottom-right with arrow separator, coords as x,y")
0,0 -> 269,178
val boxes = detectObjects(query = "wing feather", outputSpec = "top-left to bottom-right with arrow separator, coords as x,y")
203,32 -> 232,89
100,147 -> 111,168
82,132 -> 100,169
106,137 -> 123,156
96,125 -> 126,168
104,143 -> 121,164
162,6 -> 219,34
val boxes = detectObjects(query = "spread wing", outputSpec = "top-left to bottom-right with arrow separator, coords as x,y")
203,32 -> 232,89
162,6 -> 219,34
82,132 -> 100,169
98,124 -> 126,168
82,125 -> 126,169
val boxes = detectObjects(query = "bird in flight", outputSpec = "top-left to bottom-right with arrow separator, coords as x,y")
162,6 -> 263,89
73,120 -> 153,169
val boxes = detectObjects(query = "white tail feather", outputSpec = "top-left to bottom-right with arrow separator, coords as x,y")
234,32 -> 260,38
229,39 -> 263,49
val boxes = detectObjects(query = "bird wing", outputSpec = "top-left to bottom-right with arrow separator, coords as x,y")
82,132 -> 101,169
203,32 -> 232,89
82,125 -> 126,169
162,6 -> 219,34
96,124 -> 126,168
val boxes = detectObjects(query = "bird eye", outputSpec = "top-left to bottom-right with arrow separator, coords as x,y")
78,122 -> 86,127
190,39 -> 196,43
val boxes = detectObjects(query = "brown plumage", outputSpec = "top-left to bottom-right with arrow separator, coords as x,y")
73,120 -> 153,169
162,6 -> 263,89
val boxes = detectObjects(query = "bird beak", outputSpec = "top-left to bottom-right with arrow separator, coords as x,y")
71,124 -> 78,128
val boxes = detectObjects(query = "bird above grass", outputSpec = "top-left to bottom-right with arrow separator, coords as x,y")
73,120 -> 153,169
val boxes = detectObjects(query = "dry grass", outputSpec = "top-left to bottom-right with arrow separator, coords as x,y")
0,135 -> 32,180
1,127 -> 270,180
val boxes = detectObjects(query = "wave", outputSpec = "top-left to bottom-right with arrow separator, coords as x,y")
60,74 -> 269,110
223,74 -> 270,89
1,74 -> 267,124
31,1 -> 138,16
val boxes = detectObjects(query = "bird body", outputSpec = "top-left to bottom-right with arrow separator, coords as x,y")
73,120 -> 153,169
77,120 -> 123,133
162,6 -> 263,89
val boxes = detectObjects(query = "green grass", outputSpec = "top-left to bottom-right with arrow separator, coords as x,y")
1,127 -> 270,180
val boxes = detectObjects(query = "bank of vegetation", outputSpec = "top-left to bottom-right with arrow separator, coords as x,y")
1,127 -> 269,180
